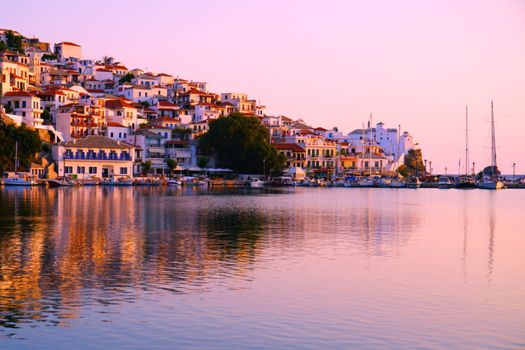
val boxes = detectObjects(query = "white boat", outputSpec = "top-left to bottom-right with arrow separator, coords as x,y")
477,101 -> 504,190
437,176 -> 454,189
248,179 -> 264,188
2,143 -> 39,186
389,179 -> 406,188
406,177 -> 421,188
3,174 -> 38,186
167,179 -> 181,186
358,178 -> 376,187
478,176 -> 504,190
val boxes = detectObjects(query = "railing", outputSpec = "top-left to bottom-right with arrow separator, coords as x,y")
64,154 -> 132,161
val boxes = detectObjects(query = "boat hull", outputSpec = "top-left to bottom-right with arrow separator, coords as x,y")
477,181 -> 504,190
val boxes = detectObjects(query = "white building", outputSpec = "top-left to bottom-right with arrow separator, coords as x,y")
53,135 -> 135,179
54,42 -> 82,61
2,91 -> 43,126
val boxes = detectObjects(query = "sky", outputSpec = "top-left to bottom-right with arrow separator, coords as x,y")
2,0 -> 525,173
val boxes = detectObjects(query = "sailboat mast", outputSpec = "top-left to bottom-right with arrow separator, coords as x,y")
14,141 -> 19,173
465,105 -> 469,176
368,113 -> 372,176
491,101 -> 497,176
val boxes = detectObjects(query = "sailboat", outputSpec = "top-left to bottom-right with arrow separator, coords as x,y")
358,114 -> 376,187
457,105 -> 476,189
2,142 -> 38,186
477,101 -> 504,190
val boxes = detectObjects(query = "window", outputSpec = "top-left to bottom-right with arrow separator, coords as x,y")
89,166 -> 97,174
120,167 -> 128,175
65,166 -> 73,174
77,166 -> 85,174
110,132 -> 114,138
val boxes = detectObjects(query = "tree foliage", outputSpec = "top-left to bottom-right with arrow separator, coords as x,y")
140,160 -> 152,175
119,72 -> 134,84
198,113 -> 286,174
0,119 -> 42,173
41,109 -> 52,124
166,158 -> 177,176
403,149 -> 426,176
197,156 -> 209,168
5,30 -> 24,52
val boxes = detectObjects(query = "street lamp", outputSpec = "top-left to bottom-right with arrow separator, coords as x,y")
263,159 -> 266,179
472,162 -> 476,176
445,166 -> 447,176
424,159 -> 427,174
513,163 -> 516,180
429,161 -> 432,176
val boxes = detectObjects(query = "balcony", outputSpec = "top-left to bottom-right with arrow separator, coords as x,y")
64,154 -> 132,161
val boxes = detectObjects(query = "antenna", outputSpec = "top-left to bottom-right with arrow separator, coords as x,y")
465,105 -> 469,176
491,101 -> 497,175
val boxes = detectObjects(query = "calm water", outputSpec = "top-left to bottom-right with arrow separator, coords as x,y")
0,186 -> 523,349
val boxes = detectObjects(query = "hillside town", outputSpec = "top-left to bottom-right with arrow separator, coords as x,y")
0,28 -> 417,184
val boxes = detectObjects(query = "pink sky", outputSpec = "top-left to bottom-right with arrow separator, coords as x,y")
3,0 -> 525,173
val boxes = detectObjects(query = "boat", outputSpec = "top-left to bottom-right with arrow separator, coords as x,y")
477,101 -> 504,190
2,143 -> 39,186
133,177 -> 163,186
47,178 -> 74,187
358,177 -> 376,187
3,174 -> 39,186
456,175 -> 476,189
181,176 -> 207,186
167,178 -> 181,186
248,178 -> 264,188
389,178 -> 406,188
101,177 -> 133,186
456,105 -> 476,189
405,177 -> 421,188
377,178 -> 391,188
437,176 -> 454,189
81,176 -> 101,186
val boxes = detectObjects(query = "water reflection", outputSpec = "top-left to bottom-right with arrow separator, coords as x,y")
1,187 -> 522,350
0,187 -> 421,332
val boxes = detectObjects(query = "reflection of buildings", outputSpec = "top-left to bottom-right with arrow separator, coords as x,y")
0,187 -> 420,329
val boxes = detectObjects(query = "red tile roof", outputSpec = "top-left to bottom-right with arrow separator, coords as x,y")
4,91 -> 37,98
274,143 -> 306,152
60,41 -> 81,47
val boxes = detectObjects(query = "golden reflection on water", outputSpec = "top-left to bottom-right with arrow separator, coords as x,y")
0,187 -> 523,349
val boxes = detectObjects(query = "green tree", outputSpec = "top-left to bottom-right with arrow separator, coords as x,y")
5,31 -> 23,52
403,149 -> 426,176
140,160 -> 152,175
166,158 -> 177,177
41,109 -> 52,124
198,113 -> 286,174
0,119 -> 42,173
41,53 -> 58,61
119,72 -> 134,84
397,164 -> 409,178
197,156 -> 209,169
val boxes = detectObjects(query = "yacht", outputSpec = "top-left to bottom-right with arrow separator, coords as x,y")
3,174 -> 39,186
477,101 -> 504,190
405,177 -> 421,188
437,176 -> 454,189
357,177 -> 376,187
